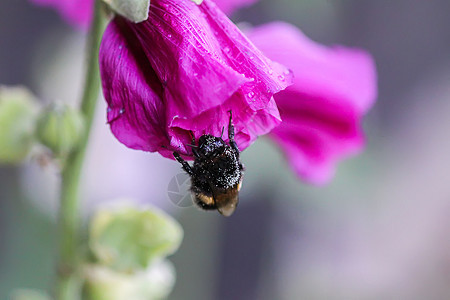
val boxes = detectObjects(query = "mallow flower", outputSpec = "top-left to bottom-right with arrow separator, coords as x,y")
246,22 -> 377,184
32,0 -> 377,185
99,0 -> 292,159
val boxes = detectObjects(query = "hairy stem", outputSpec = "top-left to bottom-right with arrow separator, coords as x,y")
56,1 -> 104,299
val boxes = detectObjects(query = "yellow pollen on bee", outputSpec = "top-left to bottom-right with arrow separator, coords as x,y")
197,193 -> 215,205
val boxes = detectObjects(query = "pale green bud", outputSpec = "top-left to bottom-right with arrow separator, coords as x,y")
36,103 -> 84,156
89,206 -> 183,272
10,289 -> 52,300
83,260 -> 175,300
0,86 -> 39,164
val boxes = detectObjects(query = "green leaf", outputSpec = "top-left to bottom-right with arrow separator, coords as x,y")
90,206 -> 183,271
102,0 -> 151,23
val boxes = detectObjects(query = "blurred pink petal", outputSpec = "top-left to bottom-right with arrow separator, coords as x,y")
214,0 -> 259,15
99,0 -> 292,159
30,0 -> 93,29
247,22 -> 377,184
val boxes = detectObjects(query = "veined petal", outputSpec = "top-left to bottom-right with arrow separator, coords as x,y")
100,20 -> 168,153
246,22 -> 377,184
100,0 -> 292,158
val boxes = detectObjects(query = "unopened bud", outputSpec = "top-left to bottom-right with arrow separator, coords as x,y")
83,260 -> 175,300
10,289 -> 51,300
89,205 -> 183,272
36,103 -> 84,156
0,86 -> 39,164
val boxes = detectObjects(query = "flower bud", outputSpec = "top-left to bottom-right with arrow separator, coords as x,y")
36,103 -> 84,156
83,260 -> 175,300
89,206 -> 183,272
10,289 -> 51,300
0,86 -> 39,164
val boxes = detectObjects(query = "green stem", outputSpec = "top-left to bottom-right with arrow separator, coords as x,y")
56,1 -> 104,299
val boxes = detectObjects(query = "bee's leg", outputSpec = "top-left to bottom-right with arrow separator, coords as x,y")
173,152 -> 194,176
190,130 -> 199,157
188,131 -> 200,158
228,110 -> 239,155
192,147 -> 199,158
190,132 -> 196,146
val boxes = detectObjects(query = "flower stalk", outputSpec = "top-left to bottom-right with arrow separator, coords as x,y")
56,1 -> 104,299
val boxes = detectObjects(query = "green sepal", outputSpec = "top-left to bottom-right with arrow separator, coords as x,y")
102,0 -> 150,23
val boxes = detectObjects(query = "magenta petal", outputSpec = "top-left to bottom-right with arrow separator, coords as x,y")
100,20 -> 169,154
270,91 -> 365,184
246,22 -> 377,184
213,0 -> 259,15
100,0 -> 292,159
30,0 -> 93,29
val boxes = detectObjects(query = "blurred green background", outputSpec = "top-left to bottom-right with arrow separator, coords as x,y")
2,0 -> 450,299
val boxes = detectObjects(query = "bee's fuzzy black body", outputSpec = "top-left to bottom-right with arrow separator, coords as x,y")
173,112 -> 243,216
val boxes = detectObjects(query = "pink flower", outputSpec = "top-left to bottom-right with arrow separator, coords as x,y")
213,0 -> 259,15
30,0 -> 93,29
246,22 -> 377,184
99,0 -> 292,159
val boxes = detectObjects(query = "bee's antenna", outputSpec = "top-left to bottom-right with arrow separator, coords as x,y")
220,126 -> 225,138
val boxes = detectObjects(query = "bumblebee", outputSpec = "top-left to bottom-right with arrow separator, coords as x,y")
173,111 -> 243,217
